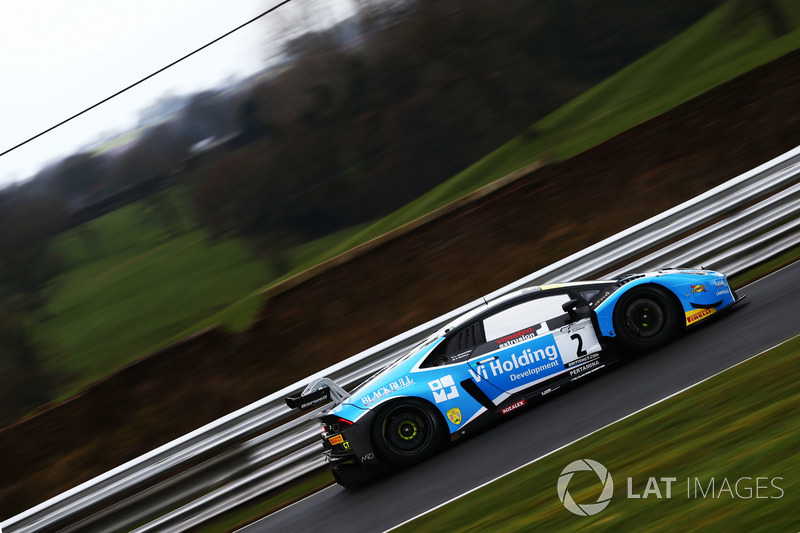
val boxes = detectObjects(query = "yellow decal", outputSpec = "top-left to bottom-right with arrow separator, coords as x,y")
540,283 -> 564,290
690,284 -> 707,293
447,407 -> 462,425
328,434 -> 344,445
341,441 -> 351,450
685,307 -> 716,325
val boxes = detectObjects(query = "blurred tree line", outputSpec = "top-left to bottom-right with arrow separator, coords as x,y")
11,0 -> 786,424
0,183 -> 66,423
190,0 -> 730,264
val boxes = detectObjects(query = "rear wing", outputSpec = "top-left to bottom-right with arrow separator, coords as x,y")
285,377 -> 350,411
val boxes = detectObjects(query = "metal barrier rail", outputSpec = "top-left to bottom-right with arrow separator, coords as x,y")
4,146 -> 800,532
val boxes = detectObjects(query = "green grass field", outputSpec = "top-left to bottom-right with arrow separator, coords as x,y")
395,334 -> 800,533
38,193 -> 266,391
35,0 -> 800,398
37,192 -> 370,395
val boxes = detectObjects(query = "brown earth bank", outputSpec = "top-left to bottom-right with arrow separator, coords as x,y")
3,48 -> 800,518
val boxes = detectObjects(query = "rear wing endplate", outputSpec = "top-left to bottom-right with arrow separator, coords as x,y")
285,377 -> 350,411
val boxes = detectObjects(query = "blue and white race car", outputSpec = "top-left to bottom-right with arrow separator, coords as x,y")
286,269 -> 744,488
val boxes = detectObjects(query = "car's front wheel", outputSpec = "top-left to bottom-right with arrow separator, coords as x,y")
613,285 -> 683,354
371,399 -> 444,466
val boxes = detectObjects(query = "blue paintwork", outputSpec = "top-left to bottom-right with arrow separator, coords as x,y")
327,337 -> 490,434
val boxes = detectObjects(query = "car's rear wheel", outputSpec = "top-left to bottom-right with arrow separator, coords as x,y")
372,399 -> 444,466
613,285 -> 683,354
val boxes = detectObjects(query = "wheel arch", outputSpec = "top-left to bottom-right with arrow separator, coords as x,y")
609,282 -> 685,354
621,281 -> 685,321
595,280 -> 684,338
370,395 -> 450,437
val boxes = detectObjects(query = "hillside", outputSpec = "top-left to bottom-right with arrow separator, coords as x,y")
320,0 -> 800,256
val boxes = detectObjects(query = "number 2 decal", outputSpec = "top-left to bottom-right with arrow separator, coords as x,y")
570,333 -> 587,357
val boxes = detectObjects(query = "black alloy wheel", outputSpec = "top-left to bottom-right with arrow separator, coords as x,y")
372,399 -> 444,466
613,285 -> 683,353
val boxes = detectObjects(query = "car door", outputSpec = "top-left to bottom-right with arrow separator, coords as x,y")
466,291 -> 601,399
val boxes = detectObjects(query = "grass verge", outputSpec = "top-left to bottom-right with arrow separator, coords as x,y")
729,245 -> 800,288
394,334 -> 800,532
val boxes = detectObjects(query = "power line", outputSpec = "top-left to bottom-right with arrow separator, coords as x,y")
0,0 -> 294,160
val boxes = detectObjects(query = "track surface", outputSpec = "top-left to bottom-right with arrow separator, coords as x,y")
244,262 -> 800,533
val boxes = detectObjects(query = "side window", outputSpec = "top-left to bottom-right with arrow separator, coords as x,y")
482,294 -> 572,340
422,321 -> 485,367
443,322 -> 484,354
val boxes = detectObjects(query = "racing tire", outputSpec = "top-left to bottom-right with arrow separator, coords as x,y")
612,285 -> 683,354
371,399 -> 445,467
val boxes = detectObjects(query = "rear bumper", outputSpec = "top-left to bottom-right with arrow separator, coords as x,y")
320,411 -> 381,468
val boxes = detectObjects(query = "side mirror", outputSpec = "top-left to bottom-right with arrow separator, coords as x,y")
562,298 -> 588,321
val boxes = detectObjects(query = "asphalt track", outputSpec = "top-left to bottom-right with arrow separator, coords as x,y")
243,261 -> 800,533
